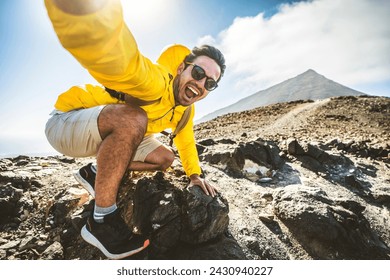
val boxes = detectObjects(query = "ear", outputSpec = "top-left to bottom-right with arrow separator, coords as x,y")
177,62 -> 185,74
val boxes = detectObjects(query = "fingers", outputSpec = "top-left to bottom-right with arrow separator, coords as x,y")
200,183 -> 210,196
205,181 -> 217,197
201,180 -> 217,197
189,178 -> 218,197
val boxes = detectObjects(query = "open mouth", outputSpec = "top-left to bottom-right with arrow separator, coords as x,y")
185,85 -> 200,100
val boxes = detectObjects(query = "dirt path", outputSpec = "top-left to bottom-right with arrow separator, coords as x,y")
260,99 -> 330,136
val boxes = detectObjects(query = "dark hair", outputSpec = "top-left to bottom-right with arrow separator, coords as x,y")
184,45 -> 226,82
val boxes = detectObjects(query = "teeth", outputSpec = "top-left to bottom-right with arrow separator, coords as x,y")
188,86 -> 199,96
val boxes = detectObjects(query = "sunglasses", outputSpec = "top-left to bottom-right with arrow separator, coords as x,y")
185,63 -> 218,91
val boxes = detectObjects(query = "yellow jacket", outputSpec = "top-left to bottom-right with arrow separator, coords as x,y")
45,0 -> 201,176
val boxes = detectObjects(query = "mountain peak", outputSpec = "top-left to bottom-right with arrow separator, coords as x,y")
297,69 -> 322,78
303,69 -> 317,74
305,68 -> 317,73
198,69 -> 365,123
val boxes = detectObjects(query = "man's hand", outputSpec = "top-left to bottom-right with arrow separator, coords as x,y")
53,0 -> 108,15
189,174 -> 217,197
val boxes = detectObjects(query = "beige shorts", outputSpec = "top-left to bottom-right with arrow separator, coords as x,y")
45,106 -> 162,161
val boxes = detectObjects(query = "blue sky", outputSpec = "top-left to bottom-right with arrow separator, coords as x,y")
0,0 -> 389,156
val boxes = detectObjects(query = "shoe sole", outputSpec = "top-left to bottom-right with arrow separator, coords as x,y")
73,171 -> 95,198
81,225 -> 150,260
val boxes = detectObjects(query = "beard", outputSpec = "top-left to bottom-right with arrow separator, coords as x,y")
172,75 -> 180,106
172,73 -> 204,107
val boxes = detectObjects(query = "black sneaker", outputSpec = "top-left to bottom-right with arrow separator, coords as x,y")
81,209 -> 150,259
74,163 -> 96,197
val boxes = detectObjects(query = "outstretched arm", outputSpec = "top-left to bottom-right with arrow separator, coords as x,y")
52,0 -> 108,15
45,0 -> 131,78
45,0 -> 165,100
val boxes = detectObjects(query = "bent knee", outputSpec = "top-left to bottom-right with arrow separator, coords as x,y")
130,104 -> 147,122
119,104 -> 147,128
99,104 -> 148,137
159,151 -> 175,170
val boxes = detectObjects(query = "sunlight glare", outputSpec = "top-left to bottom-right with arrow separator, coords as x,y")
122,0 -> 178,32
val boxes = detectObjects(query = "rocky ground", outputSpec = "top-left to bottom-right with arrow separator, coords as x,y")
0,95 -> 389,260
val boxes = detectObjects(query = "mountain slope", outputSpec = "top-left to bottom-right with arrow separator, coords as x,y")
199,69 -> 365,122
195,95 -> 389,145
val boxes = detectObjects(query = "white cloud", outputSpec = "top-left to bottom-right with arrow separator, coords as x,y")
197,35 -> 217,46
210,0 -> 390,98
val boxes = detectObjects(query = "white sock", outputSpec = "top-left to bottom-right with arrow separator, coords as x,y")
90,164 -> 97,173
93,204 -> 117,223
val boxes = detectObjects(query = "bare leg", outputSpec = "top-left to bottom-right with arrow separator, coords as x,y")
95,104 -> 147,208
128,145 -> 175,171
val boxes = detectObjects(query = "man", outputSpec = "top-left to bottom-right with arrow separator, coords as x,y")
44,0 -> 226,259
